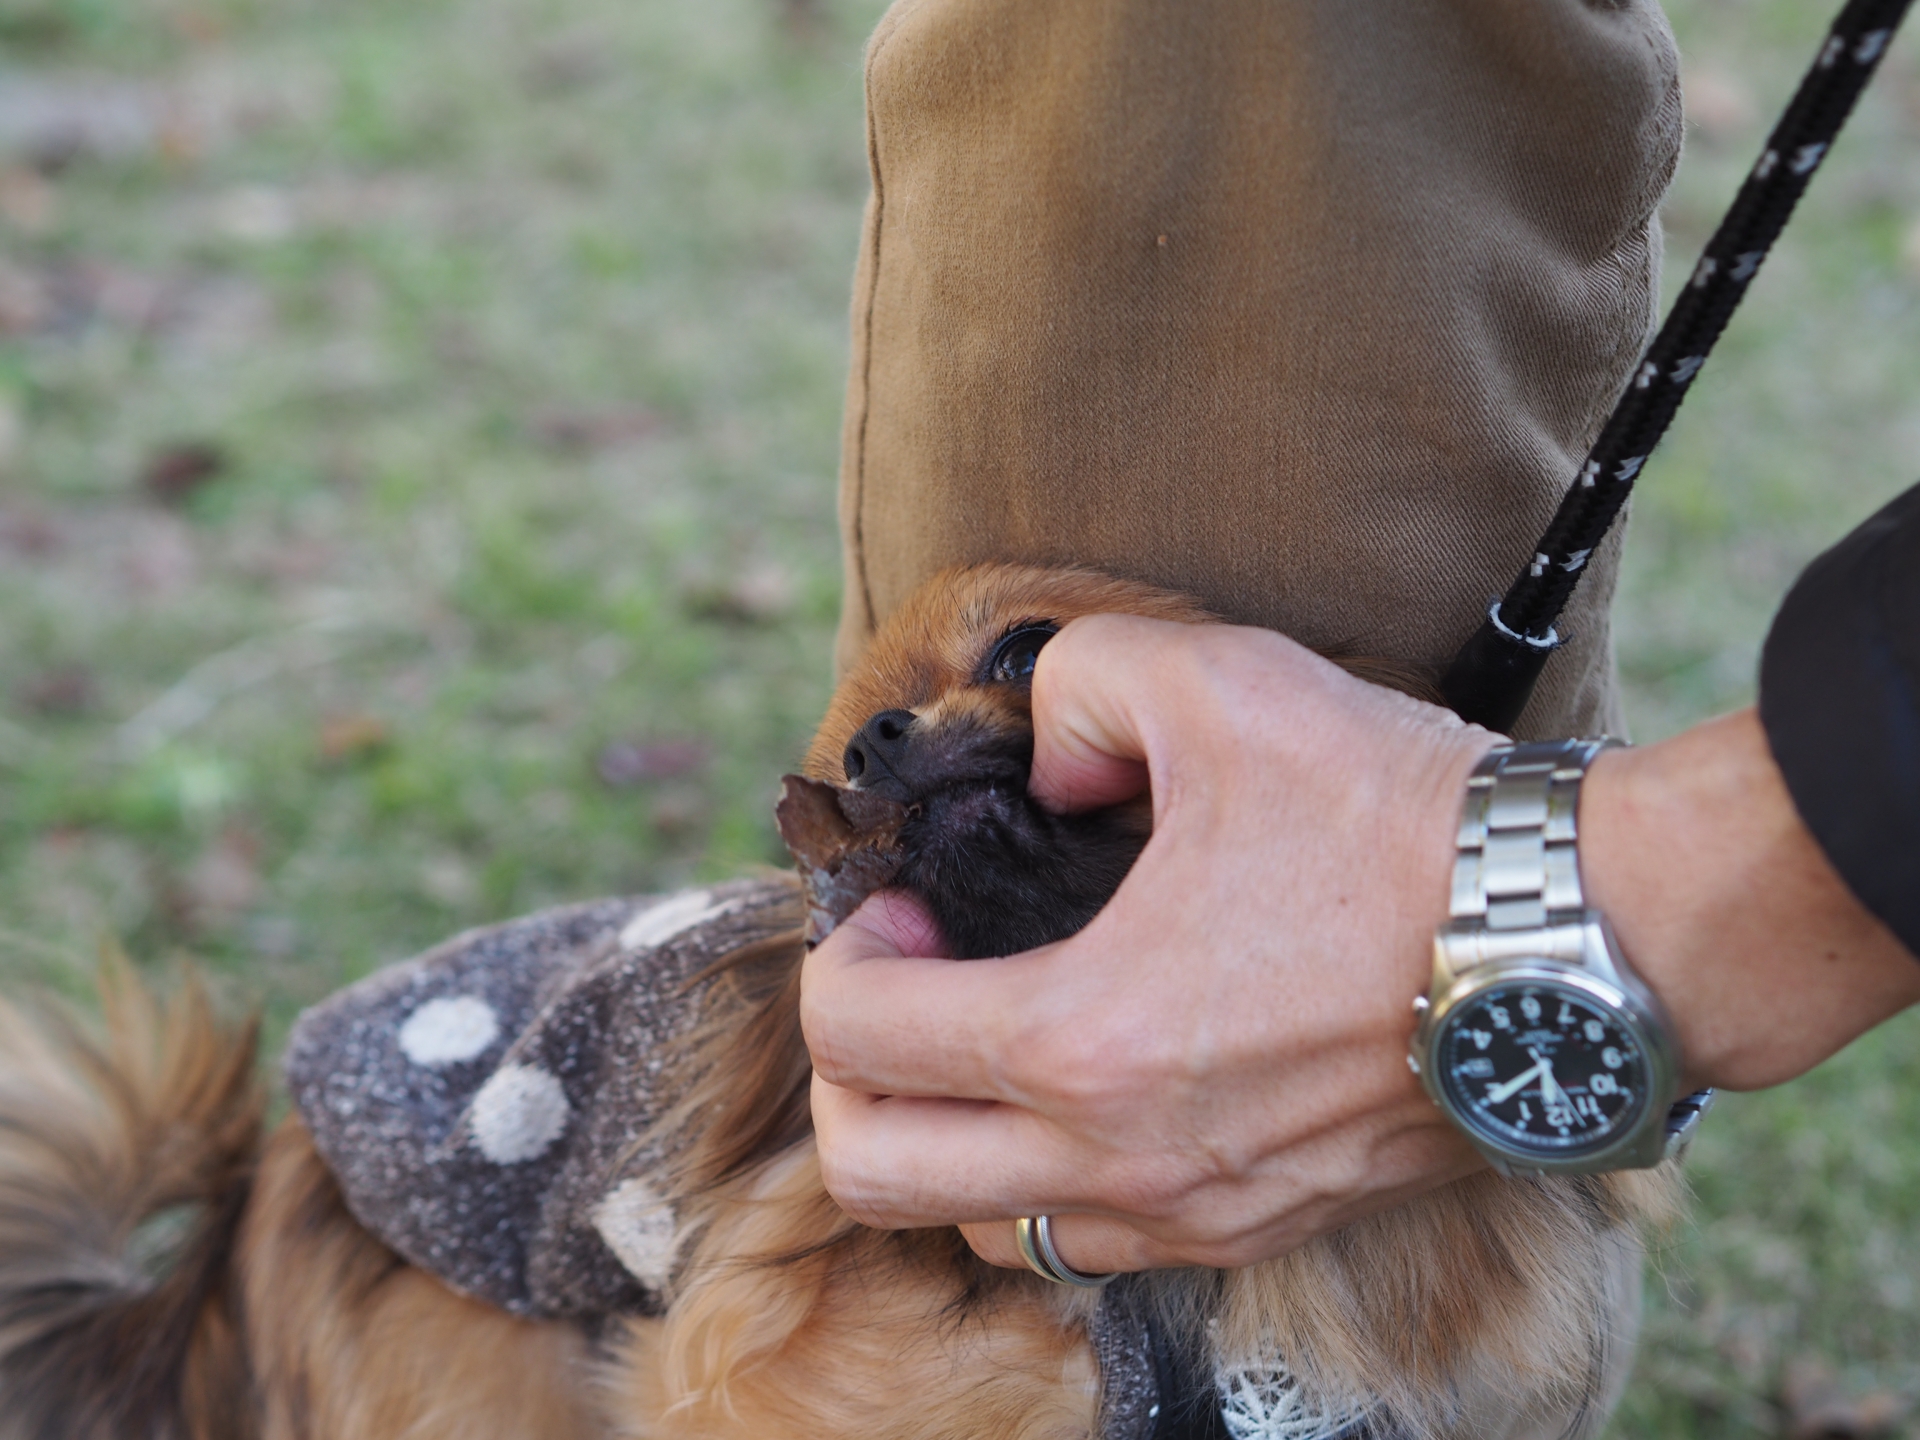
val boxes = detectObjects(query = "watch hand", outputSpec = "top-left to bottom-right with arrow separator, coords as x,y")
1534,1053 -> 1570,1109
1485,1061 -> 1547,1105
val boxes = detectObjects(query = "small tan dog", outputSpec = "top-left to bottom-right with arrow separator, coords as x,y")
0,564 -> 1678,1440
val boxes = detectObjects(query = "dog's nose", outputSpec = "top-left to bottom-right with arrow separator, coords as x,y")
843,709 -> 917,788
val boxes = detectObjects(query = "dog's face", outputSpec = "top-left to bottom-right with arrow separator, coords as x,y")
799,564 -> 1213,959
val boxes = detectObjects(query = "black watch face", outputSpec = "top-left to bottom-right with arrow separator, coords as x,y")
1435,981 -> 1652,1157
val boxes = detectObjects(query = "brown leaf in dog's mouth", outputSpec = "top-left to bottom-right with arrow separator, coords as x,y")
775,775 -> 911,946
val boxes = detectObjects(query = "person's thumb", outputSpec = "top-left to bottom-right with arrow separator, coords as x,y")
1027,613 -> 1182,813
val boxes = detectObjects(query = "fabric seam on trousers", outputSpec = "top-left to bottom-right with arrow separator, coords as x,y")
848,3 -> 917,650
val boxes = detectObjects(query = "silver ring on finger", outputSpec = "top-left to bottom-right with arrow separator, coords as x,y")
1013,1215 -> 1115,1288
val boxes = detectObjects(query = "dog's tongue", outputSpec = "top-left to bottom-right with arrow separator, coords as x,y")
775,775 -> 910,946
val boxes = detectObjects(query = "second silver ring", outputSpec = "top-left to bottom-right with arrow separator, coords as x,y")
1014,1214 -> 1116,1288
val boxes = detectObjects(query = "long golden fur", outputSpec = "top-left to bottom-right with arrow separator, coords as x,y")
0,564 -> 1682,1440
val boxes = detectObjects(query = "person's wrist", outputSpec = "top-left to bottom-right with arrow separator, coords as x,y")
1579,710 -> 1920,1092
1386,712 -> 1502,1066
1404,722 -> 1503,948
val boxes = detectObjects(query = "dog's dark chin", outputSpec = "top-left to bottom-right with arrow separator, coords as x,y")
893,784 -> 1146,960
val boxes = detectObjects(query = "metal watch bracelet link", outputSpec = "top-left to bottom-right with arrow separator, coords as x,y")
1449,738 -> 1621,932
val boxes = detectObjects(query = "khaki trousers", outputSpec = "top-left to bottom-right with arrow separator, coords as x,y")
833,0 -> 1682,738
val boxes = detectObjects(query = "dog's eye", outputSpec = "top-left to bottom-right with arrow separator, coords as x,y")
986,624 -> 1059,684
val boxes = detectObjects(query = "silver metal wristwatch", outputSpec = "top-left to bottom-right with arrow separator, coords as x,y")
1408,739 -> 1713,1175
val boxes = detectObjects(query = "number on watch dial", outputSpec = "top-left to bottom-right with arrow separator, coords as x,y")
1437,984 -> 1650,1155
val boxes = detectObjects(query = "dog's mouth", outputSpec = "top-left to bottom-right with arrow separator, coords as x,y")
776,725 -> 1146,960
892,776 -> 1147,959
908,780 -> 1022,836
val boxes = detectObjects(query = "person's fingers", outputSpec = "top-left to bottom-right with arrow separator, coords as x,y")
956,1220 -> 1026,1269
815,1044 -> 1486,1264
812,1072 -> 1198,1270
802,893 -> 1074,1101
1024,614 -> 1160,813
1028,614 -> 1347,814
810,1073 -> 1110,1225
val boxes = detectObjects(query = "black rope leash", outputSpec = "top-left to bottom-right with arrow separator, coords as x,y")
1440,0 -> 1914,732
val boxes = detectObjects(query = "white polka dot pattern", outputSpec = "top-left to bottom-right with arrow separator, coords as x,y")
283,882 -> 850,1319
398,995 -> 500,1067
470,1064 -> 570,1164
619,889 -> 738,951
593,1177 -> 679,1292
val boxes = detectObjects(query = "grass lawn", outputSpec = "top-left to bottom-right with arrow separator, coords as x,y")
2,0 -> 1917,1432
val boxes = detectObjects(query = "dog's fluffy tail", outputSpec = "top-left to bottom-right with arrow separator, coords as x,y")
0,962 -> 262,1440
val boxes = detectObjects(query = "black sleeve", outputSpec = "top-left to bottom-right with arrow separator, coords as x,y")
1758,480 -> 1920,962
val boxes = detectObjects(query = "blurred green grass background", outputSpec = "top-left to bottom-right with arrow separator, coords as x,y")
0,0 -> 1916,1433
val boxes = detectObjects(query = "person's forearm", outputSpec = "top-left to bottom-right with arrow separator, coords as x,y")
1581,708 -> 1920,1093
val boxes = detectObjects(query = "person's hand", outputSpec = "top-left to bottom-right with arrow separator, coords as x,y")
801,615 -> 1496,1274
801,614 -> 1920,1279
